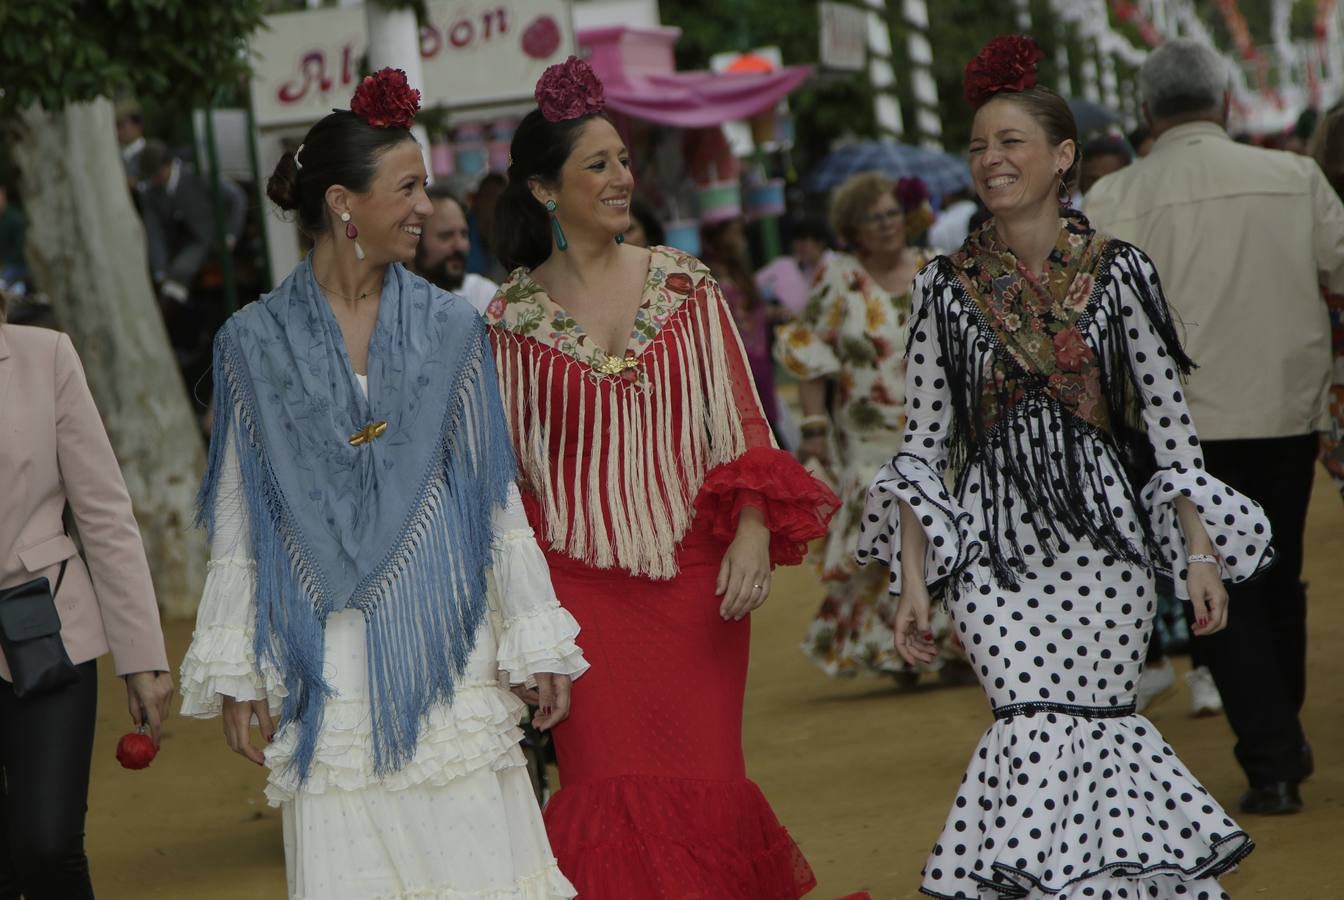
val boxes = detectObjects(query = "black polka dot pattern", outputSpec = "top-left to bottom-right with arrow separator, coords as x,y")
855,255 -> 1267,898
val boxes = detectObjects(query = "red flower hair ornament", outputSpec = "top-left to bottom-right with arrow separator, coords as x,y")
535,56 -> 606,123
351,67 -> 421,129
896,176 -> 934,239
895,176 -> 930,213
964,35 -> 1046,108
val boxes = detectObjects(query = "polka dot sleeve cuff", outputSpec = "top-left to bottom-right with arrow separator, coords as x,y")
1141,462 -> 1275,598
854,451 -> 982,596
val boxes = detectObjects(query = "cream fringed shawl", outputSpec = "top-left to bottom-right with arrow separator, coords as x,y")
485,246 -> 767,580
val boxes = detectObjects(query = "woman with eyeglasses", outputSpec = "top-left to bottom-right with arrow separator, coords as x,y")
777,172 -> 968,683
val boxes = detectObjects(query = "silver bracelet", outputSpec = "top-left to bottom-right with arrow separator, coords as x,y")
1187,553 -> 1219,567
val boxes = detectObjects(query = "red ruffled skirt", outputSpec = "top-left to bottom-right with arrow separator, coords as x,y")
539,483 -> 828,897
535,447 -> 834,898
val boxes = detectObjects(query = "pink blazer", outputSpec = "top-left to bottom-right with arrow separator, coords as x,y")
0,324 -> 168,680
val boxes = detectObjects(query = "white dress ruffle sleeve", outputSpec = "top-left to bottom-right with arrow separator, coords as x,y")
179,380 -> 583,900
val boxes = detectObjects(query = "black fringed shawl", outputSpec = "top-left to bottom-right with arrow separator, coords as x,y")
922,216 -> 1195,589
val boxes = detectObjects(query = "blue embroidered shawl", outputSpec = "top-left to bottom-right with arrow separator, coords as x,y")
198,258 -> 517,781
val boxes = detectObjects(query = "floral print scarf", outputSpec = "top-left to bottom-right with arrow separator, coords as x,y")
949,211 -> 1111,434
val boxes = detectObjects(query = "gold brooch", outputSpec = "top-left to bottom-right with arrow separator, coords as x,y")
348,420 -> 389,447
593,354 -> 640,377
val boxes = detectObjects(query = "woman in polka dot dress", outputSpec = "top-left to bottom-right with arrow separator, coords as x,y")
856,37 -> 1274,899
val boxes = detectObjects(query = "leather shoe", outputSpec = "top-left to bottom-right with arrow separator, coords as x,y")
1239,782 -> 1302,815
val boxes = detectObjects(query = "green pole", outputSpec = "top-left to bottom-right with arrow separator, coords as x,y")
201,101 -> 237,314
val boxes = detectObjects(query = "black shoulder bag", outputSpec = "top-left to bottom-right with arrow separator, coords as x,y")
0,560 -> 79,699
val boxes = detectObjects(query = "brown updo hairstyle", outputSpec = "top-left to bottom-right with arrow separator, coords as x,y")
492,108 -> 609,272
828,171 -> 897,249
266,111 -> 417,238
983,85 -> 1081,194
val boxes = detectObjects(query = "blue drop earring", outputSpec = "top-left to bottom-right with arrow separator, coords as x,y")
615,232 -> 625,245
545,199 -> 567,251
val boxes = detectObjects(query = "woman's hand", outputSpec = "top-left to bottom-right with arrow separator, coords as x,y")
797,435 -> 832,467
893,580 -> 938,667
221,696 -> 275,766
1187,562 -> 1229,636
1173,498 -> 1228,636
717,506 -> 772,621
125,671 -> 173,746
524,673 -> 572,731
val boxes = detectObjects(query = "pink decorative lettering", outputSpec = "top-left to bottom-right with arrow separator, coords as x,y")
482,7 -> 508,39
449,19 -> 474,48
419,23 -> 442,59
278,51 -> 334,104
340,44 -> 355,85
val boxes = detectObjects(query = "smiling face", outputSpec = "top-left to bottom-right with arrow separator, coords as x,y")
338,140 -> 433,265
534,117 -> 633,242
969,97 -> 1075,221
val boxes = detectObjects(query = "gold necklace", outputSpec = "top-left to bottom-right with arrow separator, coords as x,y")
316,278 -> 377,304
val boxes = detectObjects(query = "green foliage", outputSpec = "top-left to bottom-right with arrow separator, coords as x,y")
0,0 -> 266,118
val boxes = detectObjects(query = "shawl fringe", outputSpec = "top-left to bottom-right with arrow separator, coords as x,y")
198,322 -> 516,781
924,241 -> 1195,589
491,285 -> 746,579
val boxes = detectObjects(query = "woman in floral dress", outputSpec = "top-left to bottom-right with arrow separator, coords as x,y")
777,173 -> 965,681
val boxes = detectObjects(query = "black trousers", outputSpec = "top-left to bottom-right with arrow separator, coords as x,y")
0,660 -> 98,900
1196,434 -> 1316,787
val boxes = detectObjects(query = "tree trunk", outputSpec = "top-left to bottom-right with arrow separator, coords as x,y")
9,99 -> 208,618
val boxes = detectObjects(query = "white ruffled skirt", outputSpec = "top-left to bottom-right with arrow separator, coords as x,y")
269,610 -> 577,900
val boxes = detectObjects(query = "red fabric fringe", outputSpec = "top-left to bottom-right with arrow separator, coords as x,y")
694,446 -> 840,567
544,774 -> 817,899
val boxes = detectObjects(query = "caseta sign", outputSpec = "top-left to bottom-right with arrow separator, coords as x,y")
251,0 -> 575,127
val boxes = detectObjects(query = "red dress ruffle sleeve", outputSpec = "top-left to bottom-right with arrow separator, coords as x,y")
694,287 -> 840,566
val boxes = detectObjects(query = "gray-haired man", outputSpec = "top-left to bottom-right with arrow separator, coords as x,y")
1088,39 -> 1344,816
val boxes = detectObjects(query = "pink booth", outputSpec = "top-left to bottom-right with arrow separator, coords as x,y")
577,25 -> 811,256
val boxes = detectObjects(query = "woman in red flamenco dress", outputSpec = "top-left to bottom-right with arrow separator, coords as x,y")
485,58 -> 838,898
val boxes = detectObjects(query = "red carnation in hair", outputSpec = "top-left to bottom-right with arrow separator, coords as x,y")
351,67 -> 421,129
895,176 -> 930,212
535,56 -> 606,123
964,35 -> 1045,108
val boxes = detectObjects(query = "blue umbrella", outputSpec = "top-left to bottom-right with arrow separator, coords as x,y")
1066,97 -> 1122,136
805,140 -> 973,196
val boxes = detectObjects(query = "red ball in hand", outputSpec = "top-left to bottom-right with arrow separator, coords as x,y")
116,732 -> 158,770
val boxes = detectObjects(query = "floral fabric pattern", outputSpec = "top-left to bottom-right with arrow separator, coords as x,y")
486,245 -> 708,383
949,212 -> 1111,436
776,252 -> 961,678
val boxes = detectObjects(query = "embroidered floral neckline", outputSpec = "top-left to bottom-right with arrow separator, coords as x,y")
949,212 -> 1113,433
486,245 -> 710,374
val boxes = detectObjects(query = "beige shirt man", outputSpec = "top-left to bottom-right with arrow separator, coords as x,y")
1086,121 -> 1344,441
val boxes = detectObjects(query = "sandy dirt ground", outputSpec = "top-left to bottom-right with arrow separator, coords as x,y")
82,469 -> 1343,899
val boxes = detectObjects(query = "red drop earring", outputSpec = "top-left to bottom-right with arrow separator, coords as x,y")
340,211 -> 365,260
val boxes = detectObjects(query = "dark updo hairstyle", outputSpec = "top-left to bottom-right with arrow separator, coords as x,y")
492,109 -> 608,271
266,111 -> 417,238
986,86 -> 1081,192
